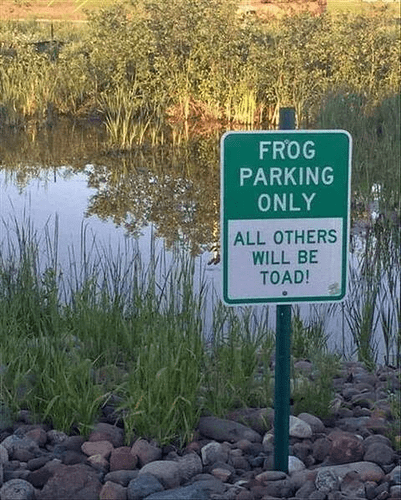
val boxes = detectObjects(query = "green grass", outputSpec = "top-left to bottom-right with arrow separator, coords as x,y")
0,216 -> 275,445
0,212 -> 399,444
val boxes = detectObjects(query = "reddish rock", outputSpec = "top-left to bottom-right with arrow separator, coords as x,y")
81,440 -> 114,459
236,489 -> 255,500
99,480 -> 127,500
327,430 -> 364,464
38,463 -> 102,500
110,447 -> 137,471
25,428 -> 47,447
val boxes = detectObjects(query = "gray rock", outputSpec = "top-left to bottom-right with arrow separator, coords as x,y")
225,408 -> 274,434
198,416 -> 262,443
0,436 -> 40,461
138,461 -> 181,489
201,442 -> 228,466
289,416 -> 312,438
0,447 -> 8,466
364,442 -> 396,466
389,465 -> 401,484
390,484 -> 401,498
294,480 -> 316,498
0,479 -> 35,500
297,413 -> 325,433
88,423 -> 124,448
363,434 -> 392,451
175,452 -> 203,483
46,429 -> 68,445
144,483 -> 210,500
130,439 -> 162,467
316,461 -> 385,483
312,437 -> 331,462
262,478 -> 294,498
315,468 -> 340,492
127,473 -> 164,500
288,455 -> 306,473
340,471 -> 365,498
336,416 -> 370,432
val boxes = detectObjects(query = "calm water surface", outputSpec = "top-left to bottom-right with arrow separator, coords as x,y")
0,121 -> 397,362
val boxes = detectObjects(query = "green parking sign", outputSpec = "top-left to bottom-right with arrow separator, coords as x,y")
221,130 -> 352,304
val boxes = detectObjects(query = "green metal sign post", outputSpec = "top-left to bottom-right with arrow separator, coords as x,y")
220,108 -> 352,472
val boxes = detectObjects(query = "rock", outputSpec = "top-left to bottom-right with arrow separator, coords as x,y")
312,437 -> 331,462
143,483 -> 210,500
198,416 -> 262,443
294,479 -> 316,498
211,467 -> 232,482
363,434 -> 392,451
130,439 -> 161,467
1,436 -> 40,460
289,416 -> 312,438
175,452 -> 203,483
365,480 -> 377,500
389,465 -> 401,484
26,455 -> 51,471
256,470 -> 287,481
0,447 -> 8,465
38,463 -> 102,500
86,453 -> 109,473
81,440 -> 114,459
336,416 -> 370,433
317,461 -> 385,483
226,408 -> 273,434
297,413 -> 325,433
288,455 -> 306,473
340,470 -> 365,498
262,479 -> 294,498
390,484 -> 401,499
100,481 -> 127,500
46,429 -> 68,445
292,441 -> 311,462
315,468 -> 340,492
88,423 -> 124,448
0,478 -> 35,500
127,473 -> 164,500
138,461 -> 181,489
364,442 -> 396,466
24,428 -> 47,447
327,430 -> 364,464
110,447 -> 137,471
262,432 -> 274,452
201,441 -> 229,466
104,470 -> 138,487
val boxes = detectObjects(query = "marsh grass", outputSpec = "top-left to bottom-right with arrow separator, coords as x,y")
0,216 -> 276,445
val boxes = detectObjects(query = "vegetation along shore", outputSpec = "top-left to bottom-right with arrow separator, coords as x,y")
0,0 -> 400,499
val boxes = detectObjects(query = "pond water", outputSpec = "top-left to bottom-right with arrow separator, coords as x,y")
0,120 -> 398,364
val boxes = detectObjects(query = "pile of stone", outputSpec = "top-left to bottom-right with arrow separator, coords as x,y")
0,361 -> 399,500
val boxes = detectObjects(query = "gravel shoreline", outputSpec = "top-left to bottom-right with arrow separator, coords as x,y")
0,359 -> 400,500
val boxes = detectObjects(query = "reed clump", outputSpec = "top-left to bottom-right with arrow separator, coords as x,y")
0,2 -> 399,145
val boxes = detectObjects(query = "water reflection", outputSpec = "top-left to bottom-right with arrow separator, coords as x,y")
0,120 -> 399,364
0,120 -> 221,256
